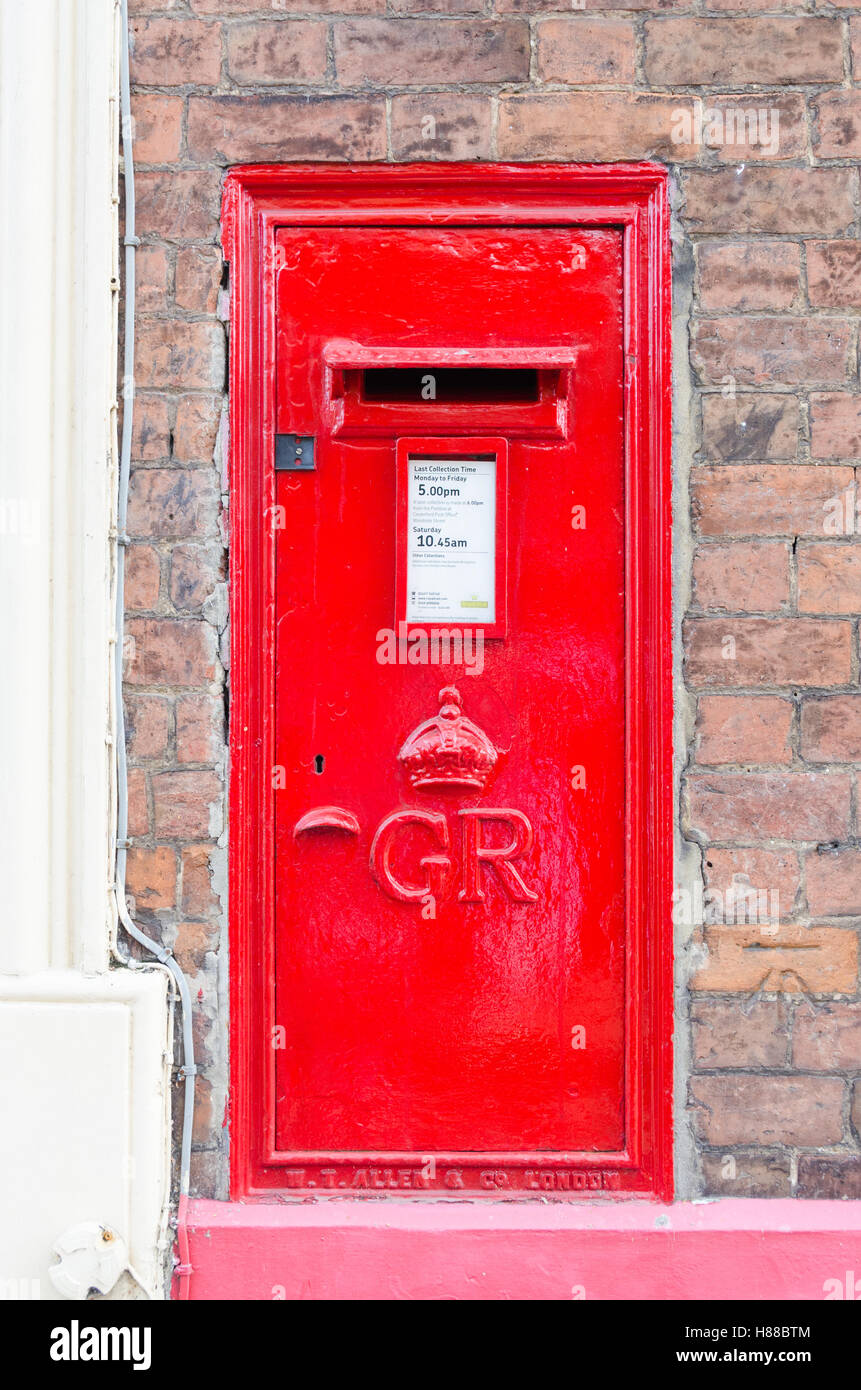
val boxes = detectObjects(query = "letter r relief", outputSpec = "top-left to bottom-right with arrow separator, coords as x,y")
458,808 -> 538,904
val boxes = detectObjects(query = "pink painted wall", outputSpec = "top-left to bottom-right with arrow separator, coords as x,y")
185,1199 -> 861,1301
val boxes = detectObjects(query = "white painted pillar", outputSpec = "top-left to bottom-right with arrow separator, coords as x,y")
0,0 -> 171,1299
0,0 -> 116,975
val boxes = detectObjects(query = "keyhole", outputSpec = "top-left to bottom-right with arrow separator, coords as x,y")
314,754 -> 325,775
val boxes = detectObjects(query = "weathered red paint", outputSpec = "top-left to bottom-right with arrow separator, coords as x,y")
224,165 -> 673,1201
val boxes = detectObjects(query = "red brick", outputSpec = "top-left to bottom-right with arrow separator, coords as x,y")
694,0 -> 806,9
175,249 -> 222,316
854,1082 -> 861,1142
499,93 -> 698,162
135,320 -> 225,391
125,544 -> 161,611
189,1014 -> 218,1101
684,617 -> 851,689
129,17 -> 222,86
703,847 -> 799,916
226,20 -> 328,84
692,465 -> 852,537
706,95 -> 805,164
188,95 -> 386,163
682,169 -> 854,236
186,1071 -> 216,1144
127,769 -> 150,838
689,1074 -> 844,1146
814,87 -> 861,159
692,542 -> 789,614
128,469 -> 220,541
661,95 -> 803,165
808,242 -> 861,310
136,247 -> 170,315
692,925 -> 857,993
700,395 -> 799,462
797,1157 -> 861,1199
174,921 -> 219,976
801,696 -> 861,763
188,1149 -> 222,1202
390,95 -> 491,160
176,695 -> 224,765
498,0 -> 679,8
798,545 -> 861,614
125,695 -> 170,762
181,845 -> 222,918
793,1002 -> 861,1070
191,1075 -> 215,1148
697,242 -> 799,313
695,695 -> 793,766
334,20 -> 528,85
152,770 -> 223,838
135,170 -> 221,241
190,1009 -> 216,1071
645,18 -> 842,85
810,394 -> 861,458
174,396 -> 222,464
700,1152 -> 791,1199
687,772 -> 851,841
170,543 -> 224,611
130,94 -> 183,165
124,617 -> 217,687
692,317 -> 851,388
192,0 -> 385,9
131,395 -> 170,462
692,999 -> 787,1070
392,0 -> 485,10
126,846 -> 177,911
806,848 -> 861,918
535,19 -> 635,85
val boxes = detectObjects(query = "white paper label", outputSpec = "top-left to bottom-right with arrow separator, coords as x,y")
406,457 -> 496,624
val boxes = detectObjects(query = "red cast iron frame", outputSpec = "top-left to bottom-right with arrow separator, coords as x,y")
222,164 -> 673,1201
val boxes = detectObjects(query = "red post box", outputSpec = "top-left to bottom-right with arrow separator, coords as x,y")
225,166 -> 672,1199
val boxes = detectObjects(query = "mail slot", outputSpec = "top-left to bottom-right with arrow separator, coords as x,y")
362,367 -> 540,403
226,166 -> 672,1199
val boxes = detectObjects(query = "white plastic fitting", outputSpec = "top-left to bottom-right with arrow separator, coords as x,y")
48,1221 -> 130,1300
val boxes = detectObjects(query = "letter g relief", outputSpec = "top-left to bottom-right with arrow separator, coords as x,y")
370,809 -> 452,903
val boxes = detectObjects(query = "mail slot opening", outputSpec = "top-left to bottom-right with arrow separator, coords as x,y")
361,367 -> 541,404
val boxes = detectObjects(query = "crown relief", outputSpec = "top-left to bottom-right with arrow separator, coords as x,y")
397,686 -> 499,793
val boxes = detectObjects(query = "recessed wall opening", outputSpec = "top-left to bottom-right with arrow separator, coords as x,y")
234,169 -> 671,1206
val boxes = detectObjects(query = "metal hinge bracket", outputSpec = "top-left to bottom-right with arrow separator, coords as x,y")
275,434 -> 315,471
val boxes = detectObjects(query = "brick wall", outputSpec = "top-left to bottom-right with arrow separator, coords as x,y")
127,0 -> 861,1200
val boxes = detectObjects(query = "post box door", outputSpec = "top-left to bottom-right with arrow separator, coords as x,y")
269,223 -> 643,1194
